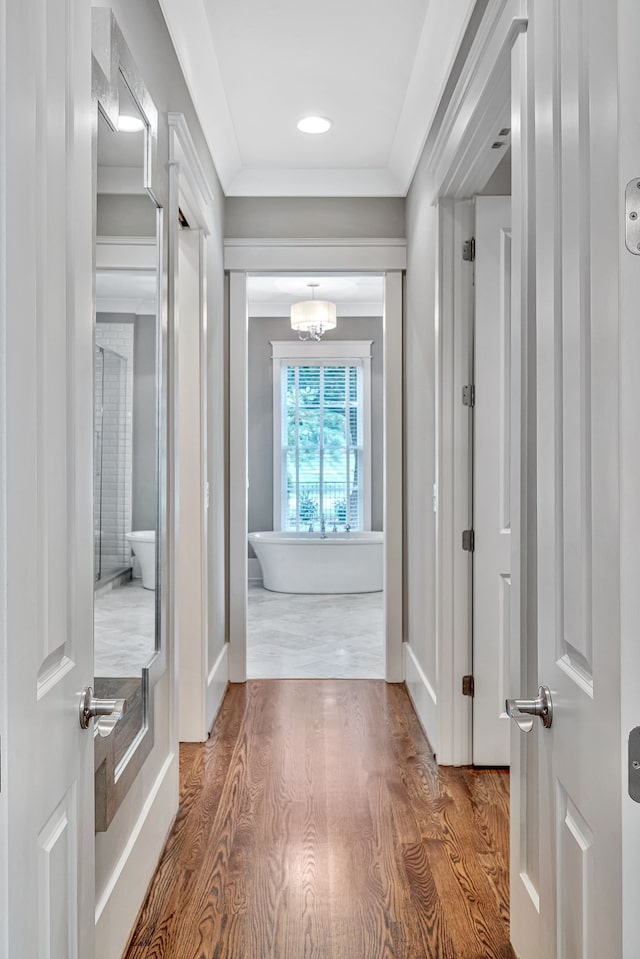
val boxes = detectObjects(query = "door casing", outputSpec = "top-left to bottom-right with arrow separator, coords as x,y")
225,242 -> 406,684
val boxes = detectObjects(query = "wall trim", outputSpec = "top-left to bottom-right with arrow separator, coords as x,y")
168,112 -> 216,215
95,237 -> 156,271
271,339 -> 373,360
425,0 -> 527,199
95,751 -> 178,959
225,237 -> 407,248
224,238 -> 406,273
270,342 -> 373,533
228,245 -> 404,684
205,643 -> 229,735
404,644 -> 438,758
169,113 -> 227,742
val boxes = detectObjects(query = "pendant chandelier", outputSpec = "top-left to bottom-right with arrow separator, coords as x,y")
290,283 -> 337,341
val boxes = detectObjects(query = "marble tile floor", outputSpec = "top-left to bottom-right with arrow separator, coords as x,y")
94,578 -> 156,678
247,585 -> 384,679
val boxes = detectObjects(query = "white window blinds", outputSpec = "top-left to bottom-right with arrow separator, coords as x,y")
280,362 -> 364,531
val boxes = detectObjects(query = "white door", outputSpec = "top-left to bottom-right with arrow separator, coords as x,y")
473,195 -> 512,767
510,0 -> 622,955
2,0 -> 96,956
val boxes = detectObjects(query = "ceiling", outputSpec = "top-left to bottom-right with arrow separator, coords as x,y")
157,0 -> 479,197
248,275 -> 384,317
96,271 -> 157,315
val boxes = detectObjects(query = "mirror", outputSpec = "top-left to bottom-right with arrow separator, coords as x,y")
91,11 -> 165,831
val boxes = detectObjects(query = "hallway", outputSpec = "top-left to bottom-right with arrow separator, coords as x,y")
123,681 -> 514,959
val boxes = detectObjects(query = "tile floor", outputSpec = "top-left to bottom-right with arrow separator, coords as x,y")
247,584 -> 384,679
94,578 -> 156,677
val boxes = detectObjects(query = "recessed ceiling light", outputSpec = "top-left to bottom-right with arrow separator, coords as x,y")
118,114 -> 145,133
297,116 -> 332,135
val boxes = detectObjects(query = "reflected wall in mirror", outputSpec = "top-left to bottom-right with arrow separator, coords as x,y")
92,10 -> 165,831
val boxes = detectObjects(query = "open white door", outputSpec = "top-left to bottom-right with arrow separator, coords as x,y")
510,0 -> 622,955
473,195 -> 512,767
2,0 -> 96,955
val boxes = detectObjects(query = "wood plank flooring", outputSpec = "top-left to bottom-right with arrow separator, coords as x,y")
124,681 -> 514,959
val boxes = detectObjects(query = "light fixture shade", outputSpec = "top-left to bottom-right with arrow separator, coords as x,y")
117,114 -> 145,133
290,299 -> 337,333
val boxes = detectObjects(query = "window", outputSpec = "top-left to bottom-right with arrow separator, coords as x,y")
272,341 -> 372,531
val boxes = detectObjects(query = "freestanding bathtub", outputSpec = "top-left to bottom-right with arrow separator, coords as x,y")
248,531 -> 383,594
126,530 -> 156,590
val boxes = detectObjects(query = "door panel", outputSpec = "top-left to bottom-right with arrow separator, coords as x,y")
532,0 -> 621,954
473,195 -> 512,766
4,0 -> 95,955
556,787 -> 594,958
37,789 -> 79,959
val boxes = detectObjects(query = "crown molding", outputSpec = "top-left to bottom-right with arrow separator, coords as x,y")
388,0 -> 479,192
157,0 -> 241,188
424,0 -> 527,198
225,167 -> 405,198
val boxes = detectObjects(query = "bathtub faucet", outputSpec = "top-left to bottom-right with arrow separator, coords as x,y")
320,518 -> 327,539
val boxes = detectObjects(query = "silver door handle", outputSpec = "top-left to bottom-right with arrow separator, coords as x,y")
505,685 -> 553,732
79,686 -> 127,737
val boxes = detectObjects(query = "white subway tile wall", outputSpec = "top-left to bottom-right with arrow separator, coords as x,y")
95,322 -> 134,579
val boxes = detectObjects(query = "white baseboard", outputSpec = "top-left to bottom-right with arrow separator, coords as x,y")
206,642 -> 229,735
248,557 -> 262,583
95,751 -> 179,959
404,642 -> 439,759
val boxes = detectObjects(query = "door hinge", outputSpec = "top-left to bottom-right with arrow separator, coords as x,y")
462,529 -> 475,552
462,384 -> 475,407
462,675 -> 475,697
463,237 -> 476,262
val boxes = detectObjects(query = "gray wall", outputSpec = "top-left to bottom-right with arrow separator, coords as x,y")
248,316 -> 384,547
226,196 -> 405,238
97,194 -> 157,237
132,315 -> 157,530
479,148 -> 512,195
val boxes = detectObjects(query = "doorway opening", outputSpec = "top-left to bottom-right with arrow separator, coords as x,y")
245,274 -> 385,679
227,252 -> 404,685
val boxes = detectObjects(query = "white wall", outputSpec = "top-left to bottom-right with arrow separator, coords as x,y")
91,2 -> 225,958
403,150 -> 439,755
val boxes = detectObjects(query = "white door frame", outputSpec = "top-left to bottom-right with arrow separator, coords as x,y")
0,0 -> 8,948
428,0 -> 538,948
225,240 -> 406,683
168,114 -> 228,739
426,0 -> 530,765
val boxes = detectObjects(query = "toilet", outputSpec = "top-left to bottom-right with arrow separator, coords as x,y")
125,530 -> 156,590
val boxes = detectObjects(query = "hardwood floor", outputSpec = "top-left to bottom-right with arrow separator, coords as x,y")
124,681 -> 514,959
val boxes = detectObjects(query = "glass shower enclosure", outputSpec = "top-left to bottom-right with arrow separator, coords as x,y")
94,344 -> 129,583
